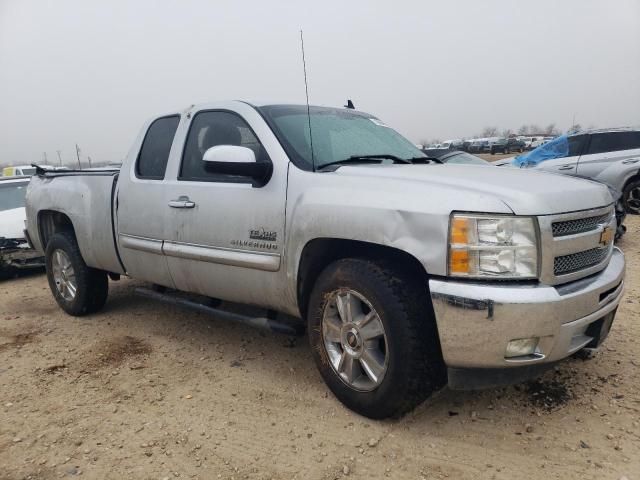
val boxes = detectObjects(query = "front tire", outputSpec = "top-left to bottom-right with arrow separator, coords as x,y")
623,179 -> 640,214
307,258 -> 445,419
45,232 -> 108,316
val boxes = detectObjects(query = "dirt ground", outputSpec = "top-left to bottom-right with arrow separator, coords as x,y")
1,218 -> 638,480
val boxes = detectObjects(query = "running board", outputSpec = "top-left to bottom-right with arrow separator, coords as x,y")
134,287 -> 305,336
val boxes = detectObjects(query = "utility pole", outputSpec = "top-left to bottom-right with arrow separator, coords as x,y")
75,144 -> 82,169
87,156 -> 93,168
56,150 -> 63,166
43,152 -> 48,165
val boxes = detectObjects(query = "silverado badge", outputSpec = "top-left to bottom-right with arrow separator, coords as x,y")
599,226 -> 614,246
249,228 -> 277,242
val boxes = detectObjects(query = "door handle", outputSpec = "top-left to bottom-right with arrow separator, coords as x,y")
558,165 -> 574,170
168,196 -> 196,209
622,159 -> 639,165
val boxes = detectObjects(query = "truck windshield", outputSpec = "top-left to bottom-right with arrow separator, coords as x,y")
258,105 -> 425,171
0,182 -> 28,212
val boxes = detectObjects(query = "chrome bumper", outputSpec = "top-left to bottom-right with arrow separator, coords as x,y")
429,247 -> 625,369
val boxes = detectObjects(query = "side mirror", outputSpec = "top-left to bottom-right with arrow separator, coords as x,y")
202,145 -> 272,187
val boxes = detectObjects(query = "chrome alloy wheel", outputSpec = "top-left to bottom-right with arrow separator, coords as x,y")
51,249 -> 77,301
322,289 -> 388,391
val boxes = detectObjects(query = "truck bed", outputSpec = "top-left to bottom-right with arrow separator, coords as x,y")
26,168 -> 125,275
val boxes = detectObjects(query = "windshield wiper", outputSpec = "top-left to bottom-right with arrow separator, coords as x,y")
406,156 -> 443,164
347,154 -> 412,164
317,154 -> 412,172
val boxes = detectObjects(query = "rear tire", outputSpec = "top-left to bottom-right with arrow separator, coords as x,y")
45,232 -> 108,316
622,179 -> 640,214
307,258 -> 446,419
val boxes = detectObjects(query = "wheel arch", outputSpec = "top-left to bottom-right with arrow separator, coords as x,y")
37,210 -> 77,250
296,237 -> 430,319
622,169 -> 640,190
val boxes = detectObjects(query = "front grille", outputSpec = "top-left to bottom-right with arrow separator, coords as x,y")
554,247 -> 609,276
552,212 -> 612,237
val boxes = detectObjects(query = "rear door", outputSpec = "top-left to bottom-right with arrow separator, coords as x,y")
161,104 -> 288,308
116,115 -> 181,288
577,131 -> 640,179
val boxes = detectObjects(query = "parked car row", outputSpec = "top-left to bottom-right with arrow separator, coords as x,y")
426,136 -> 556,154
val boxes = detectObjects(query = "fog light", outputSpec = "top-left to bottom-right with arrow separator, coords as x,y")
505,337 -> 539,358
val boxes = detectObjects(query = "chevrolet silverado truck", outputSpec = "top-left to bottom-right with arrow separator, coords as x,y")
25,101 -> 625,418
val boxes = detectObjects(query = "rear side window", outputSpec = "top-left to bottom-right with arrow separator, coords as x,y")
136,115 -> 180,179
586,132 -> 640,155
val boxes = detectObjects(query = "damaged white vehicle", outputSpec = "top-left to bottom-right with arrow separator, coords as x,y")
25,101 -> 625,418
0,176 -> 44,277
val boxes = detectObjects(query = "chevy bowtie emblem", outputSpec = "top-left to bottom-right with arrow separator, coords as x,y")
599,226 -> 614,246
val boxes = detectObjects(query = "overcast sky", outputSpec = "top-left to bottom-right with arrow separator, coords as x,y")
1,0 -> 639,166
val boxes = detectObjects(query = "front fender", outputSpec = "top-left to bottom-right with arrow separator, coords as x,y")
282,167 -> 512,311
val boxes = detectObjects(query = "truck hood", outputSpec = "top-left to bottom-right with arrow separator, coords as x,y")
0,207 -> 27,240
334,164 -> 612,215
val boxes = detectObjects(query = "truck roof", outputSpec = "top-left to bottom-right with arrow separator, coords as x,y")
161,100 -> 357,118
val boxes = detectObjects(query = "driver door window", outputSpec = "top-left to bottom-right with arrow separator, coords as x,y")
179,111 -> 269,183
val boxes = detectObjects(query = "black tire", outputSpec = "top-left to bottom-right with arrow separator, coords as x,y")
45,232 -> 108,316
622,179 -> 640,214
307,258 -> 446,419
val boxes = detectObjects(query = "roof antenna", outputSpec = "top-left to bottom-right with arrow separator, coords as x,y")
300,29 -> 315,170
344,99 -> 355,109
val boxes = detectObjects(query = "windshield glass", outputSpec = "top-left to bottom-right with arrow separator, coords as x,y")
0,182 -> 28,212
19,167 -> 36,176
258,105 -> 425,170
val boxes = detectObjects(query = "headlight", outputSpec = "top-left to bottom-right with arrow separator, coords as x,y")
448,214 -> 538,279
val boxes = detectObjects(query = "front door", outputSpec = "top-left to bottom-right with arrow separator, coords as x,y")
162,106 -> 288,308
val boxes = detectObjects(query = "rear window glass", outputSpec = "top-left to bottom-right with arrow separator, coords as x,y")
136,116 -> 180,179
587,132 -> 640,155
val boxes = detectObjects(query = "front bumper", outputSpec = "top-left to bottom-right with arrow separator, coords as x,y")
429,247 -> 625,385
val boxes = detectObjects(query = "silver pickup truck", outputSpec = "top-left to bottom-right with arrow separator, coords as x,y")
26,101 -> 625,418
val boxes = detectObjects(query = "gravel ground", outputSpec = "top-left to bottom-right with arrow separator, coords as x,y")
0,217 -> 638,480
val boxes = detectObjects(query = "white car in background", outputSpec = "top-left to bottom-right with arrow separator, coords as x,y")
2,165 -> 37,177
0,176 -> 44,277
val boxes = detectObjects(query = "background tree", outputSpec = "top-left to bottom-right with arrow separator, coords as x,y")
501,129 -> 513,138
544,123 -> 560,136
517,125 -> 529,135
482,126 -> 498,137
567,123 -> 582,134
